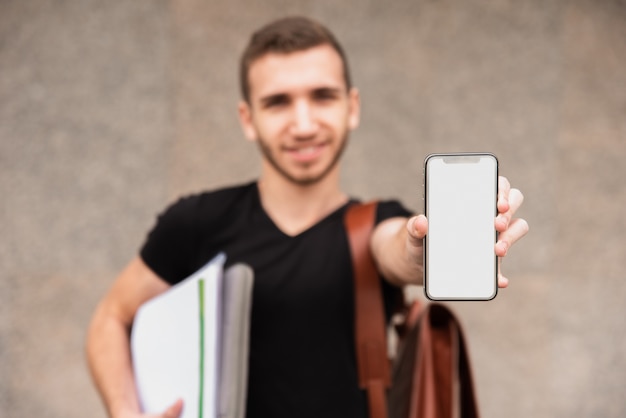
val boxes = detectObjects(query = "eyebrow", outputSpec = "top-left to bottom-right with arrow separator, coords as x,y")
258,86 -> 344,107
312,87 -> 343,97
259,93 -> 289,108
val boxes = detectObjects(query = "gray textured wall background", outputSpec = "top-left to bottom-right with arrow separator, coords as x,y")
1,0 -> 625,417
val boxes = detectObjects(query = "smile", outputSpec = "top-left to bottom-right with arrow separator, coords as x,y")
296,146 -> 318,155
285,143 -> 327,162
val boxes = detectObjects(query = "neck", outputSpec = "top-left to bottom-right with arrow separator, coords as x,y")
257,168 -> 348,236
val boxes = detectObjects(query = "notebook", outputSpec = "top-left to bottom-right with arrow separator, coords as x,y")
131,254 -> 253,418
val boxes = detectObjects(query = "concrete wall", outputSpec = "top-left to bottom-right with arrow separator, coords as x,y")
1,0 -> 625,417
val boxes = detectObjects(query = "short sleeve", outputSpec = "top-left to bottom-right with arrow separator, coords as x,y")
139,196 -> 201,284
375,200 -> 414,223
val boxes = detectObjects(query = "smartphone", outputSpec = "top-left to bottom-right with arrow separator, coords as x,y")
424,153 -> 498,300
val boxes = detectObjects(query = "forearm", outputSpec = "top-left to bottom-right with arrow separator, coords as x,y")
370,217 -> 424,286
86,302 -> 141,418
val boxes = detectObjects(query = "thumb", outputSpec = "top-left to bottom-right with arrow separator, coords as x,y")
162,399 -> 183,418
407,215 -> 428,243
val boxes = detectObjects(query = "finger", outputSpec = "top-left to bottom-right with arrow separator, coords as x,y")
507,188 -> 524,215
497,258 -> 509,288
495,217 -> 529,256
496,188 -> 524,231
163,399 -> 184,418
498,272 -> 509,288
497,176 -> 511,214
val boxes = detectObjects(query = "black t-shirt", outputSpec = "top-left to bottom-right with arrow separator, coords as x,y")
140,182 -> 412,418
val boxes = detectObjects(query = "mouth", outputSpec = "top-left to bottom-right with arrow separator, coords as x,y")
285,143 -> 327,163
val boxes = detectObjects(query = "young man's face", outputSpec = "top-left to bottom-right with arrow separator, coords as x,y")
239,44 -> 360,186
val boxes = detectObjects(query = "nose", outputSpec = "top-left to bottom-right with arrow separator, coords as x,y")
290,100 -> 319,138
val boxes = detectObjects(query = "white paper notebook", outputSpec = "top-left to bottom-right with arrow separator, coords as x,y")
131,253 -> 226,418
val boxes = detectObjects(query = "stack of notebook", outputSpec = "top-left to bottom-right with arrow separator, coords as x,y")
131,254 -> 254,418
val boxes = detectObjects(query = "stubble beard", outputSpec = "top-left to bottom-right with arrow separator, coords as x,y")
256,134 -> 350,187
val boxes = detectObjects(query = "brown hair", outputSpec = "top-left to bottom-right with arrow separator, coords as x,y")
239,16 -> 352,102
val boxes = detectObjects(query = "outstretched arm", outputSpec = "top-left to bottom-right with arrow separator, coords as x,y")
370,215 -> 427,286
370,176 -> 529,287
85,257 -> 183,418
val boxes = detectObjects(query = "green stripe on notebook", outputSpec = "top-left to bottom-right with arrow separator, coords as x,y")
198,279 -> 205,418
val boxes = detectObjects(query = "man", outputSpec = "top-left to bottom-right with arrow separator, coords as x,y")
86,16 -> 528,418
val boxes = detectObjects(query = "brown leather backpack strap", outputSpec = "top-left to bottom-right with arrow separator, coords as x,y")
411,304 -> 454,418
453,312 -> 480,418
408,304 -> 480,418
344,202 -> 390,418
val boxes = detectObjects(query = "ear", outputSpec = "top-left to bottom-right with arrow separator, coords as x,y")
238,100 -> 258,142
347,87 -> 361,131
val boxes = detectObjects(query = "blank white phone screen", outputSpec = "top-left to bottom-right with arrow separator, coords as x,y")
425,154 -> 498,300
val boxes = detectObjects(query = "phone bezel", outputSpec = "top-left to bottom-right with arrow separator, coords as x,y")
423,152 -> 499,301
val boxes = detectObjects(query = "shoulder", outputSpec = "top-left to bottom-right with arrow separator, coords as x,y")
146,182 -> 257,239
161,182 -> 257,221
140,182 -> 258,283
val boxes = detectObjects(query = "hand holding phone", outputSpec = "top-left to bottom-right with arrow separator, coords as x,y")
424,153 -> 498,300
